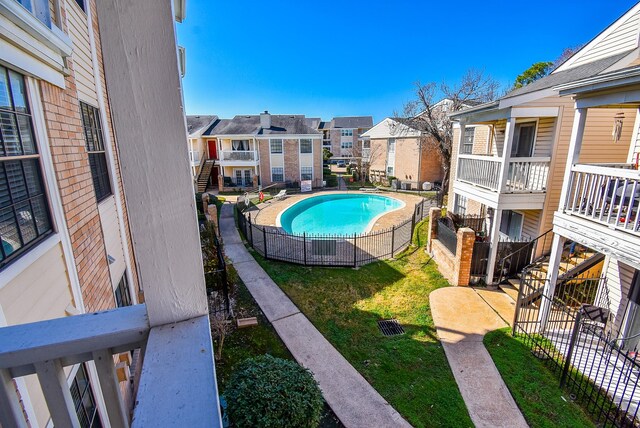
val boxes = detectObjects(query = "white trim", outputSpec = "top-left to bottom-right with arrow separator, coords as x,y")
0,37 -> 66,87
270,166 -> 284,183
298,138 -> 314,182
511,107 -> 559,118
629,108 -> 640,163
268,137 -> 283,155
0,234 -> 59,290
575,90 -> 640,109
498,89 -> 557,109
512,118 -> 539,158
498,209 -> 525,241
86,3 -> 137,304
26,77 -> 85,312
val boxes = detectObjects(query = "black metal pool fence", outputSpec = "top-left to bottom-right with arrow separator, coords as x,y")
236,197 -> 435,267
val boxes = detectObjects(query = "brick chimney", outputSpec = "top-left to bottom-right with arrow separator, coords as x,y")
260,110 -> 271,129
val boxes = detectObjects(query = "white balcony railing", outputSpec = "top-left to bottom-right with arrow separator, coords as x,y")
0,304 -> 221,427
563,163 -> 640,235
219,150 -> 257,162
457,154 -> 550,193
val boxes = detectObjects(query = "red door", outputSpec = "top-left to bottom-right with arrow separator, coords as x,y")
207,139 -> 218,159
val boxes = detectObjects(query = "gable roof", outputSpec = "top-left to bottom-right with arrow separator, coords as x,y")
331,116 -> 374,129
207,114 -> 321,136
360,118 -> 421,139
186,115 -> 218,136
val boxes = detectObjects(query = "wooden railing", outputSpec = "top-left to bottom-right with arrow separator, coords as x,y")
505,157 -> 550,192
457,154 -> 550,193
220,150 -> 257,161
457,154 -> 502,191
563,164 -> 640,235
0,304 -> 221,427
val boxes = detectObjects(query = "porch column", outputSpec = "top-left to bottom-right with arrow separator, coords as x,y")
457,120 -> 466,153
538,234 -> 567,330
485,208 -> 503,284
496,116 -> 516,192
558,107 -> 588,209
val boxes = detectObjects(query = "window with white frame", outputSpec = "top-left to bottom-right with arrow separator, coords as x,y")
461,128 -> 474,154
189,150 -> 200,164
300,167 -> 312,181
300,139 -> 312,154
500,210 -> 523,241
454,194 -> 468,215
70,364 -> 102,427
114,273 -> 132,308
341,141 -> 353,150
388,138 -> 396,152
511,122 -> 536,157
341,129 -> 353,137
80,102 -> 112,203
1,66 -> 53,269
271,167 -> 284,182
269,139 -> 283,154
386,166 -> 394,176
231,140 -> 249,151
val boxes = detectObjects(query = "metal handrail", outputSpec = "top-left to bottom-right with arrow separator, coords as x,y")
496,229 -> 553,285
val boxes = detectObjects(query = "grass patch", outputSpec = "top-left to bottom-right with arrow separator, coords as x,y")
249,221 -> 472,427
484,328 -> 595,428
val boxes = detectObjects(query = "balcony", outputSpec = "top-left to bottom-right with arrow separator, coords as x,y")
0,304 -> 221,427
457,154 -> 550,191
219,150 -> 258,164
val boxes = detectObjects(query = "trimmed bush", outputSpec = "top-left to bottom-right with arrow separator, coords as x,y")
225,355 -> 323,428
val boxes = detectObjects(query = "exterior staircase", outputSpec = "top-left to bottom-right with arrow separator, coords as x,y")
196,159 -> 216,192
498,246 -> 605,308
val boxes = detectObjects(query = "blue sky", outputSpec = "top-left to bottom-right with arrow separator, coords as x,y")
177,0 -> 638,122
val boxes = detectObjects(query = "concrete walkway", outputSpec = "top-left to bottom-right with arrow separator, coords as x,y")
430,287 -> 529,428
219,203 -> 411,428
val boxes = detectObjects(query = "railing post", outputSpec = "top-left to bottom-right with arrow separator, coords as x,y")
92,350 -> 129,428
560,308 -> 583,388
353,233 -> 357,268
303,233 -> 307,265
0,369 -> 27,428
263,227 -> 268,259
35,360 -> 80,428
391,226 -> 395,258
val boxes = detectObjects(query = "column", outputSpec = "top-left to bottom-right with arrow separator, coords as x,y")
497,116 -> 516,193
558,107 -> 588,209
485,208 -> 502,284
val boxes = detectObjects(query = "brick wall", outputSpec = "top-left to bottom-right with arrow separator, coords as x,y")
427,209 -> 475,286
283,138 -> 300,182
258,139 -> 272,187
313,138 -> 322,185
330,129 -> 341,155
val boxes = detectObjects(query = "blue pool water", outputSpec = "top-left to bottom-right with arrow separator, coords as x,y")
279,194 -> 404,235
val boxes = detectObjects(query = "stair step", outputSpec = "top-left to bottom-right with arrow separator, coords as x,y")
508,278 -> 521,290
498,284 -> 520,302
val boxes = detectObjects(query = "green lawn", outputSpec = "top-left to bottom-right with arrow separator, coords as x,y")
249,221 -> 472,427
484,328 -> 595,428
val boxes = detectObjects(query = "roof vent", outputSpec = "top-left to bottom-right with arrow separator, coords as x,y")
260,110 -> 271,129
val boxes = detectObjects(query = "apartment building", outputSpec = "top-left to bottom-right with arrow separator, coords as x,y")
201,111 -> 323,191
0,0 -> 220,426
186,115 -> 220,191
318,116 -> 373,161
362,117 -> 445,190
448,4 -> 640,282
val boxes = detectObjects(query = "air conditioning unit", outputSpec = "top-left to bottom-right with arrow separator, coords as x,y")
422,181 -> 433,191
401,182 -> 410,190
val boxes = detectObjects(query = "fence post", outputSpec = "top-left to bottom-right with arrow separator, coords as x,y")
248,213 -> 253,246
263,227 -> 268,259
391,226 -> 395,258
410,210 -> 416,243
303,233 -> 307,266
353,233 -> 357,268
560,308 -> 583,388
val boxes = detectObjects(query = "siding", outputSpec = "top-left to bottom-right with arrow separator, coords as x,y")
98,195 -> 126,287
605,257 -> 637,334
579,107 -> 637,163
66,0 -> 98,106
521,209 -> 542,241
569,10 -> 640,69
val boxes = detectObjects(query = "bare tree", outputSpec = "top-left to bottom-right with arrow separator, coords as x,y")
400,69 -> 501,194
210,311 -> 233,360
350,138 -> 384,183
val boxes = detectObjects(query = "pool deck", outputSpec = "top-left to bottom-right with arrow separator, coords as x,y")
249,190 -> 425,232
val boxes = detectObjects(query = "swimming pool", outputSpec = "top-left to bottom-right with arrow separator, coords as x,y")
278,193 -> 405,235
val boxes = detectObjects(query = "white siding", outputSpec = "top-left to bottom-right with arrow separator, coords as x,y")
66,0 -> 99,106
605,257 -> 637,334
98,196 -> 126,286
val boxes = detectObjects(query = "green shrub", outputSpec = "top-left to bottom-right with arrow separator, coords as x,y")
325,175 -> 338,187
225,355 -> 323,428
195,192 -> 204,214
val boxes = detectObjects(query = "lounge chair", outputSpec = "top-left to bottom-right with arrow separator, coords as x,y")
274,190 -> 287,200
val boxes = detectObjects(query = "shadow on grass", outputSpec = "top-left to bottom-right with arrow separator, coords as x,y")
484,328 -> 595,428
247,221 -> 474,428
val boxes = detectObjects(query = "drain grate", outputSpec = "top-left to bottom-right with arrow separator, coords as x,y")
377,319 -> 405,336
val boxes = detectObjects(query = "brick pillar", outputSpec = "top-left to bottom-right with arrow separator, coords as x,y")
454,227 -> 476,287
427,207 -> 441,252
253,174 -> 259,188
217,174 -> 225,192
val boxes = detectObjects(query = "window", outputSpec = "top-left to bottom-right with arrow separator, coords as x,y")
300,167 -> 312,181
1,66 -> 53,269
271,167 -> 284,182
341,141 -> 353,150
231,140 -> 249,151
189,150 -> 200,164
74,0 -> 86,11
388,138 -> 396,153
70,364 -> 102,427
300,139 -> 312,154
269,139 -> 283,154
511,122 -> 536,158
461,127 -> 474,154
80,102 -> 111,203
114,274 -> 132,308
387,166 -> 394,176
341,129 -> 353,137
454,194 -> 468,215
499,210 -> 523,241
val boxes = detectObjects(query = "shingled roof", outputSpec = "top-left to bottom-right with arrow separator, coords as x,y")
331,116 -> 374,129
186,115 -> 217,135
206,114 -> 320,136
